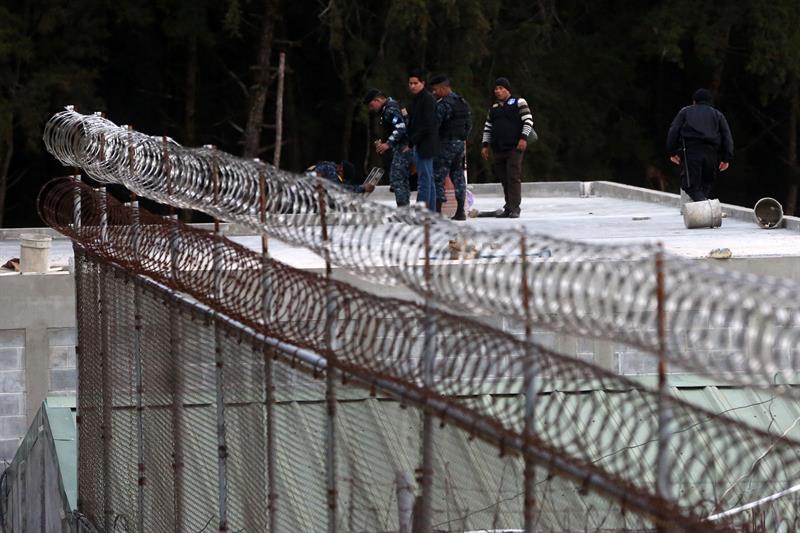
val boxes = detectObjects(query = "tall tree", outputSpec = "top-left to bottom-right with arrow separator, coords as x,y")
318,0 -> 393,161
242,0 -> 280,158
746,0 -> 800,213
0,0 -> 104,226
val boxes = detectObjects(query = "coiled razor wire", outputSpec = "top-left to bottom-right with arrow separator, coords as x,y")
43,107 -> 800,395
40,177 -> 800,530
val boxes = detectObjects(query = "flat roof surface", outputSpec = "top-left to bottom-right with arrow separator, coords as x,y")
2,181 -> 799,273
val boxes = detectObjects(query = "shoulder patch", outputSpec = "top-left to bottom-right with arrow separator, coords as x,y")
507,98 -> 517,105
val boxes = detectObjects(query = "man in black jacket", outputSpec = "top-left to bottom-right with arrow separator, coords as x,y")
667,88 -> 734,202
480,77 -> 534,218
406,69 -> 439,210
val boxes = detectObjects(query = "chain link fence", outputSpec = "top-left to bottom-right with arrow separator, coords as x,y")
38,178 -> 800,531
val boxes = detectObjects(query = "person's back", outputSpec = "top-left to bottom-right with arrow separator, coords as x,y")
666,88 -> 733,201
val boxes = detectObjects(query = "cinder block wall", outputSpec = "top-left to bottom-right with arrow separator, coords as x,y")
0,272 -> 76,464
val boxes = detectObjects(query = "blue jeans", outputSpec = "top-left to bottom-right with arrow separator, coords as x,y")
414,149 -> 436,211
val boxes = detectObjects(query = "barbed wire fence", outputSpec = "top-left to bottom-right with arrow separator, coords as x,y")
42,108 -> 800,399
39,177 -> 800,531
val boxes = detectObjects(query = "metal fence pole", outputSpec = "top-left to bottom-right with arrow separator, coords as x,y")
72,175 -> 81,229
131,201 -> 146,533
317,182 -> 338,533
655,244 -> 673,527
210,146 -> 230,532
97,187 -> 112,531
167,215 -> 185,531
520,232 -> 539,533
415,219 -> 434,533
98,186 -> 108,245
259,164 -> 278,530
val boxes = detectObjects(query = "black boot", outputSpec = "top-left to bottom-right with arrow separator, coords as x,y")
451,198 -> 466,221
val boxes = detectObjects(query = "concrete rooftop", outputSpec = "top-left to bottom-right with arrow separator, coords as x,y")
2,181 -> 800,275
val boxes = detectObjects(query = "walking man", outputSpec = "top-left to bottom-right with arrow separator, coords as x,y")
364,88 -> 412,206
480,77 -> 534,218
431,74 -> 472,220
667,88 -> 734,201
406,69 -> 439,211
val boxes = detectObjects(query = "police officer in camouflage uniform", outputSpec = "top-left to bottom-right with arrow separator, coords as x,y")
430,75 -> 472,220
364,88 -> 412,206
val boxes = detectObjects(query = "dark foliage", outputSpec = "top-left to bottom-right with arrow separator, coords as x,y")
1,0 -> 799,226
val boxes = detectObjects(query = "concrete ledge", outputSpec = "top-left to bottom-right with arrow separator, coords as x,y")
588,181 -> 681,207
8,180 -> 798,235
588,180 -> 800,232
0,222 -> 233,240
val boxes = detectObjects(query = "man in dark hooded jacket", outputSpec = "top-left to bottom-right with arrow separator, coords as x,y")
406,69 -> 439,210
667,88 -> 734,202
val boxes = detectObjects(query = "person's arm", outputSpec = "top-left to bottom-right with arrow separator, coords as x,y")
435,98 -> 450,128
480,108 -> 492,160
666,108 -> 686,158
377,106 -> 407,155
516,98 -> 534,150
386,107 -> 407,149
464,101 -> 473,139
718,111 -> 734,169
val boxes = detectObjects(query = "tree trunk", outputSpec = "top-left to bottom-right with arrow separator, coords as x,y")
181,36 -> 199,222
272,51 -> 285,168
242,0 -> 279,158
184,35 -> 198,147
786,80 -> 799,216
340,93 -> 355,162
0,116 -> 12,228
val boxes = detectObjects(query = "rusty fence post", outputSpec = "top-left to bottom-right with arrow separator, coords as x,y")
520,231 -> 539,533
131,201 -> 146,533
258,162 -> 278,530
317,182 -> 338,533
209,145 -> 230,532
97,187 -> 113,530
655,244 -> 674,525
167,214 -> 186,530
415,218 -> 435,533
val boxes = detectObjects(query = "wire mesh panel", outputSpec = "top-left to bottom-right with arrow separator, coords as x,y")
58,181 -> 800,531
74,254 -> 104,525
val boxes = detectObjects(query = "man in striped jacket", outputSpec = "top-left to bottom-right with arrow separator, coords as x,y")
480,77 -> 534,218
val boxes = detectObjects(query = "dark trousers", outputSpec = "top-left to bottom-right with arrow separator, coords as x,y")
493,149 -> 524,213
681,145 -> 718,202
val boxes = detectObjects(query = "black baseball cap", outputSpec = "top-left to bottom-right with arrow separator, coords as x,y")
363,88 -> 384,104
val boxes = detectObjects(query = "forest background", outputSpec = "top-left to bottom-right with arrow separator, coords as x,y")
1,0 -> 799,226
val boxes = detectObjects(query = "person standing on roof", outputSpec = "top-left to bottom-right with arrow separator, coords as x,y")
480,77 -> 534,218
364,88 -> 412,206
431,74 -> 472,220
667,88 -> 734,202
406,69 -> 439,211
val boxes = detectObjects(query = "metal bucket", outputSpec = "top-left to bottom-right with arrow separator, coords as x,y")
682,199 -> 722,229
19,233 -> 52,273
753,197 -> 783,229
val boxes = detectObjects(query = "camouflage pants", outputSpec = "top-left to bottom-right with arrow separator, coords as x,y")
434,140 -> 466,205
389,147 -> 413,206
